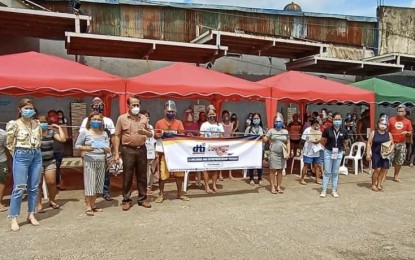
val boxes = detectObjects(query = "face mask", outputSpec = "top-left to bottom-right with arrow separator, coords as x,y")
378,124 -> 387,130
40,123 -> 48,130
92,104 -> 104,114
333,120 -> 342,127
246,119 -> 251,125
166,112 -> 176,120
274,122 -> 283,129
131,107 -> 140,115
253,119 -> 260,125
21,108 -> 35,118
90,121 -> 102,129
208,115 -> 216,121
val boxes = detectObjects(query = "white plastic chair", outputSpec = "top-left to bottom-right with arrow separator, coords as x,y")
290,148 -> 304,175
343,142 -> 366,175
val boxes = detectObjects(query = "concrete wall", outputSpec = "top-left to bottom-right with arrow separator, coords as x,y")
378,6 -> 415,55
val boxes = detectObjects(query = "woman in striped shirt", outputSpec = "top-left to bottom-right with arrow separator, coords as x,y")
36,115 -> 66,213
75,112 -> 110,216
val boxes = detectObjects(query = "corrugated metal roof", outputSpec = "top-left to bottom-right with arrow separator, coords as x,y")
61,0 -> 377,22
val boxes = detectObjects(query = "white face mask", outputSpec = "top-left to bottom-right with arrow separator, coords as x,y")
131,107 -> 140,115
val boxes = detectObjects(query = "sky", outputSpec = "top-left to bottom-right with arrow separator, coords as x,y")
159,0 -> 415,17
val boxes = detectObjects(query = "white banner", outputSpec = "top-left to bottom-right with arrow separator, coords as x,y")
161,135 -> 263,172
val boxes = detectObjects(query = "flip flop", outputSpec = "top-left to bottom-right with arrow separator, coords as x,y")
0,205 -> 9,212
371,187 -> 378,192
271,190 -> 278,194
205,189 -> 214,194
85,210 -> 94,216
92,207 -> 103,212
299,180 -> 307,185
179,195 -> 190,201
49,203 -> 61,209
37,208 -> 46,213
276,190 -> 284,194
155,196 -> 164,203
393,179 -> 401,183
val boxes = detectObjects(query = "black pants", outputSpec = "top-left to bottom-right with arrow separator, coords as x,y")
121,146 -> 147,203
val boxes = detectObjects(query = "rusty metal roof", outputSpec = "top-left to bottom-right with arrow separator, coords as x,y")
0,6 -> 90,40
65,32 -> 228,63
192,30 -> 327,59
286,56 -> 404,76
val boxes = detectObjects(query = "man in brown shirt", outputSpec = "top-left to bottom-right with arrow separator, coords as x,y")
114,95 -> 153,211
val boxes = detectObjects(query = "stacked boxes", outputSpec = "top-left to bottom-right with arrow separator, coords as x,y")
70,102 -> 86,157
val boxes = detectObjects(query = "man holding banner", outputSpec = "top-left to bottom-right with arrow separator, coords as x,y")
154,101 -> 190,203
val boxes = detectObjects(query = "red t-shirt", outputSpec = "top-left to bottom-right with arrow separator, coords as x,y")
389,117 -> 413,143
155,119 -> 184,136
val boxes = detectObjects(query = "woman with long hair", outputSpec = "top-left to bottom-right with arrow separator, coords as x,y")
6,98 -> 42,231
75,112 -> 111,216
244,113 -> 266,186
366,116 -> 394,191
36,115 -> 66,212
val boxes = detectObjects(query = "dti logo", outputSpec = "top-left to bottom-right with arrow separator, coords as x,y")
193,143 -> 206,154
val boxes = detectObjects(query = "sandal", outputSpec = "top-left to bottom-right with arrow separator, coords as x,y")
85,210 -> 94,216
371,187 -> 378,192
92,207 -> 103,212
276,189 -> 284,194
271,190 -> 278,194
205,189 -> 214,194
179,195 -> 190,201
155,196 -> 164,203
299,180 -> 307,185
393,178 -> 401,183
49,203 -> 61,209
0,205 -> 8,212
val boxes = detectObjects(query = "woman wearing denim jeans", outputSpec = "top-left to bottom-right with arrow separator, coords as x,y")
6,98 -> 43,231
320,113 -> 350,198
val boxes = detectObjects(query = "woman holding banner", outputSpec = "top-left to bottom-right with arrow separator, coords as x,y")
200,107 -> 224,193
263,113 -> 290,194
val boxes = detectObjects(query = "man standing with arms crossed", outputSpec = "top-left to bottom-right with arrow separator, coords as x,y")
113,95 -> 153,211
389,104 -> 413,182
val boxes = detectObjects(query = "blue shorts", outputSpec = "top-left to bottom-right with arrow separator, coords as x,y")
303,155 -> 322,165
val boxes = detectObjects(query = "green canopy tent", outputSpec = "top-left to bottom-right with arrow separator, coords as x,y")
351,78 -> 415,106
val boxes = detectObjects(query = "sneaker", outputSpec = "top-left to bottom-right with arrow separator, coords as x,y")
410,163 -> 414,167
332,191 -> 339,198
249,180 -> 255,186
258,180 -> 264,186
320,190 -> 326,198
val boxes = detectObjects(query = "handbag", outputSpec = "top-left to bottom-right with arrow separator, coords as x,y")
381,140 -> 394,159
282,143 -> 289,159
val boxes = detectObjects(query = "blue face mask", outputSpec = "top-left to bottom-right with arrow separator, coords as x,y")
253,119 -> 260,125
166,112 -> 176,120
333,120 -> 342,127
40,123 -> 48,130
90,121 -> 102,129
274,122 -> 283,129
21,108 -> 35,119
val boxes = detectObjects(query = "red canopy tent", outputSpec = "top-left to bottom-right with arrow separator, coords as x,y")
0,51 -> 125,116
259,71 -> 376,128
125,63 -> 272,123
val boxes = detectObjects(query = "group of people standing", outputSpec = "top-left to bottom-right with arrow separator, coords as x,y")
2,95 -> 413,232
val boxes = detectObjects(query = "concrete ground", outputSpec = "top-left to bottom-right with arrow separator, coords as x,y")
0,166 -> 414,260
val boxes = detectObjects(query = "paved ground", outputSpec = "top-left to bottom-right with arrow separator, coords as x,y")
0,166 -> 414,260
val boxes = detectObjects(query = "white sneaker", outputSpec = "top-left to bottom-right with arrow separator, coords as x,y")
249,180 -> 255,186
410,163 -> 414,167
320,190 -> 326,198
332,191 -> 339,198
258,180 -> 264,186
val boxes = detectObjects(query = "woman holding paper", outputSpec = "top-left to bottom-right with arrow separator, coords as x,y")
366,116 -> 394,191
263,113 -> 290,194
75,112 -> 110,216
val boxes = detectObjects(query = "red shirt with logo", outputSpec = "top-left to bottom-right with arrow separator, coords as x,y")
389,117 -> 413,143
